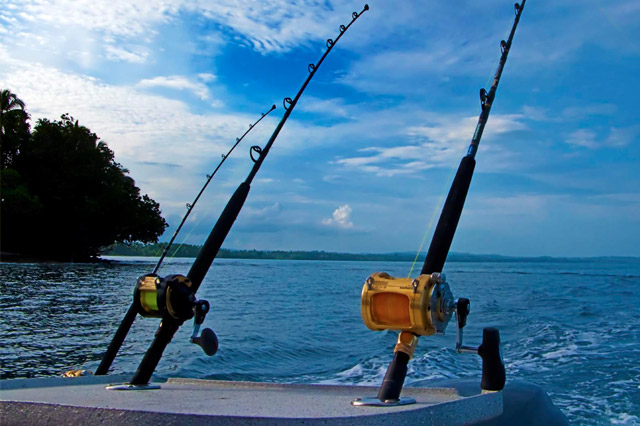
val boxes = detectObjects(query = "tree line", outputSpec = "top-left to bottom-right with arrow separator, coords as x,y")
107,243 -> 423,261
106,243 -> 633,263
1,89 -> 167,261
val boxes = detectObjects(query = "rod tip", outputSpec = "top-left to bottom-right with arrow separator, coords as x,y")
364,4 -> 369,11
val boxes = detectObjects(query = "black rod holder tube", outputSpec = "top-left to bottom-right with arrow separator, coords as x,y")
130,319 -> 181,385
377,0 -> 525,402
128,5 -> 369,385
377,352 -> 410,401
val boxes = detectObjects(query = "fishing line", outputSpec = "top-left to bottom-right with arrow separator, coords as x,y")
407,142 -> 468,278
407,190 -> 446,278
162,198 -> 215,268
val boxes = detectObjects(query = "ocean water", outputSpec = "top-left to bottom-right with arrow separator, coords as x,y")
1,257 -> 639,424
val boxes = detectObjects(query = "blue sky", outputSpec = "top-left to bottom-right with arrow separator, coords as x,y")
1,0 -> 639,257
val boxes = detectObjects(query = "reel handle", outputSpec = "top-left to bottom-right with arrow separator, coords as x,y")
478,327 -> 506,391
190,300 -> 218,356
191,328 -> 218,356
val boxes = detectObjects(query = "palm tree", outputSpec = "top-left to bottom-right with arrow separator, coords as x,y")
0,89 -> 27,134
1,89 -> 30,168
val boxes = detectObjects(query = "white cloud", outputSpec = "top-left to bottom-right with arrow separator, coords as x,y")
105,45 -> 149,64
339,39 -> 496,94
334,113 -> 526,176
256,178 -> 276,184
605,126 -> 639,148
322,204 -> 353,229
562,104 -> 618,119
565,129 -> 598,149
470,194 -> 550,219
193,0 -> 367,53
299,97 -> 350,118
137,75 -> 212,100
564,126 -> 638,149
4,0 -> 178,37
198,73 -> 216,82
244,202 -> 281,218
1,0 -> 366,57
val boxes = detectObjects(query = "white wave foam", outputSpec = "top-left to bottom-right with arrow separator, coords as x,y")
542,344 -> 579,360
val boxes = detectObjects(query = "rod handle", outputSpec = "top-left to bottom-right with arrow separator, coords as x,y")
478,327 -> 506,391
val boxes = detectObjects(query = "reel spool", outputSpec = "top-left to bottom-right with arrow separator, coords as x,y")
134,274 -> 195,320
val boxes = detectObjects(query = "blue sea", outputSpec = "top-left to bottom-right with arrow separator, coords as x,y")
1,257 -> 639,424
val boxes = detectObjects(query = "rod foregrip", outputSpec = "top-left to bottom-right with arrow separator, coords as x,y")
422,155 -> 476,274
478,327 -> 506,391
188,181 -> 250,291
377,351 -> 410,401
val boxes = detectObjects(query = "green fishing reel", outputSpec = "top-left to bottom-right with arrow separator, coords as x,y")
134,274 -> 218,356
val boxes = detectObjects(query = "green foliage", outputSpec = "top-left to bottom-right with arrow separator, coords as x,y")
1,89 -> 31,168
1,91 -> 167,260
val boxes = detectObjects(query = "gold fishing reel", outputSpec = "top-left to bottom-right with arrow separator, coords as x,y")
356,270 -> 507,405
360,272 -> 455,336
133,273 -> 218,356
134,274 -> 196,320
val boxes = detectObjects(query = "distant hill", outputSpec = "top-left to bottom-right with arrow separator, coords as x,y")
105,243 -> 639,263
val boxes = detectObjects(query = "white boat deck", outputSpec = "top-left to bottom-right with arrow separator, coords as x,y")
0,375 -> 502,425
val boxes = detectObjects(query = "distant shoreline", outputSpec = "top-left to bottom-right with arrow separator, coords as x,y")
3,246 -> 638,264
102,244 -> 640,263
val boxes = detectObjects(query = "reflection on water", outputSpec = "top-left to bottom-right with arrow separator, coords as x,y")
1,257 -> 639,425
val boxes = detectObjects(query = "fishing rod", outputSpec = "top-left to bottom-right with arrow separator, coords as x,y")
102,4 -> 369,388
353,0 -> 526,406
95,106 -> 276,376
152,104 -> 276,275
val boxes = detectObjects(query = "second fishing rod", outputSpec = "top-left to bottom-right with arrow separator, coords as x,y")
119,4 -> 370,387
95,105 -> 276,376
359,0 -> 527,405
